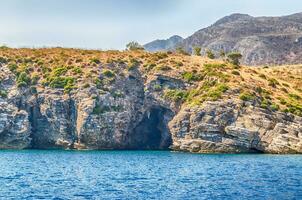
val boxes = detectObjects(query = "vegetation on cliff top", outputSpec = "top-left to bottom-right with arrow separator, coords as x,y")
0,47 -> 301,116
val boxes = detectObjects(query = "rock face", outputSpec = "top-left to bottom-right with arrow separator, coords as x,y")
0,60 -> 301,153
0,64 -> 175,150
170,100 -> 302,153
144,35 -> 184,52
145,12 -> 302,65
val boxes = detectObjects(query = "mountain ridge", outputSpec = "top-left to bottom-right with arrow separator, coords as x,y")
144,12 -> 302,65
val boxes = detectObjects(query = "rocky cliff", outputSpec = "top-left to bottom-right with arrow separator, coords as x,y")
145,12 -> 302,66
144,35 -> 184,52
0,48 -> 301,153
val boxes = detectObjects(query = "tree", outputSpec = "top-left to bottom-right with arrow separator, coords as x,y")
176,47 -> 189,55
126,41 -> 144,51
193,47 -> 201,56
206,49 -> 215,59
227,52 -> 242,66
220,49 -> 226,58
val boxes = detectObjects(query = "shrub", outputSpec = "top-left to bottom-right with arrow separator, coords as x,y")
176,47 -> 189,55
93,105 -> 111,115
30,86 -> 37,94
17,72 -> 31,88
0,57 -> 7,63
260,99 -> 270,109
193,47 -> 201,56
157,65 -> 171,71
93,105 -> 122,115
164,89 -> 188,102
153,84 -> 162,91
268,78 -> 279,88
182,72 -> 202,82
128,58 -> 140,71
102,69 -> 115,78
231,70 -> 240,76
270,103 -> 279,111
8,63 -> 18,73
288,93 -> 301,100
52,66 -> 68,76
206,49 -> 215,59
90,58 -> 100,64
206,84 -> 229,101
227,52 -> 242,66
31,74 -> 40,85
49,76 -> 75,91
83,83 -> 90,88
72,67 -> 82,74
259,74 -> 267,79
0,90 -> 8,98
239,91 -> 254,101
220,50 -> 226,58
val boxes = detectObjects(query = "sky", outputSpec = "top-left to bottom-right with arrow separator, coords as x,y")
0,0 -> 302,50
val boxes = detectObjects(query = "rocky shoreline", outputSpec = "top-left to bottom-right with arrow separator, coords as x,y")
0,49 -> 301,153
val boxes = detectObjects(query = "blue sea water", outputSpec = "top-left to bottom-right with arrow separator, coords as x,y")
0,151 -> 301,200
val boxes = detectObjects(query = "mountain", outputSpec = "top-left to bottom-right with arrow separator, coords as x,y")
0,48 -> 301,153
145,12 -> 302,65
143,35 -> 183,52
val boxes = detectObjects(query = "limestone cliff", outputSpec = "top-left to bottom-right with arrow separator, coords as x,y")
0,48 -> 301,153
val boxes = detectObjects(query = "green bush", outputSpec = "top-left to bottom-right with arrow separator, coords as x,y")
93,105 -> 122,115
102,69 -> 115,78
193,47 -> 201,56
153,84 -> 162,91
182,72 -> 202,82
270,103 -> 279,111
52,66 -> 68,76
227,52 -> 242,66
128,58 -> 140,71
259,74 -> 267,79
176,47 -> 189,55
206,49 -> 215,59
90,58 -> 101,64
8,63 -> 18,73
260,99 -> 270,109
231,70 -> 240,76
268,78 -> 279,88
157,65 -> 171,71
239,91 -> 254,101
0,90 -> 8,98
164,89 -> 188,102
288,93 -> 301,100
17,72 -> 31,88
49,76 -> 75,93
206,84 -> 229,101
0,57 -> 7,63
30,86 -> 38,94
72,67 -> 82,74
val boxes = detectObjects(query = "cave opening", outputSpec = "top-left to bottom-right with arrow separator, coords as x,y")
131,106 -> 173,150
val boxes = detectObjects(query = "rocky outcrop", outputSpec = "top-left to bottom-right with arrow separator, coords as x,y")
0,102 -> 31,149
170,100 -> 302,153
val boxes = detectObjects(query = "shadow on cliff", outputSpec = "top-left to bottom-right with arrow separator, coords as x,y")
129,106 -> 173,150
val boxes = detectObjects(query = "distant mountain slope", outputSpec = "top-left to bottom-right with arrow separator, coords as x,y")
145,12 -> 302,65
143,35 -> 183,52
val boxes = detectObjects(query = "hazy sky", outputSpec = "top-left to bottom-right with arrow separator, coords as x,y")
1,0 -> 302,49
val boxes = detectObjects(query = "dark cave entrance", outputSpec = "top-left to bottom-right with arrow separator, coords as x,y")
131,106 -> 173,150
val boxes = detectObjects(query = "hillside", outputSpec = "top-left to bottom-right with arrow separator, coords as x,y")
145,12 -> 302,66
144,35 -> 183,52
0,47 -> 301,153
